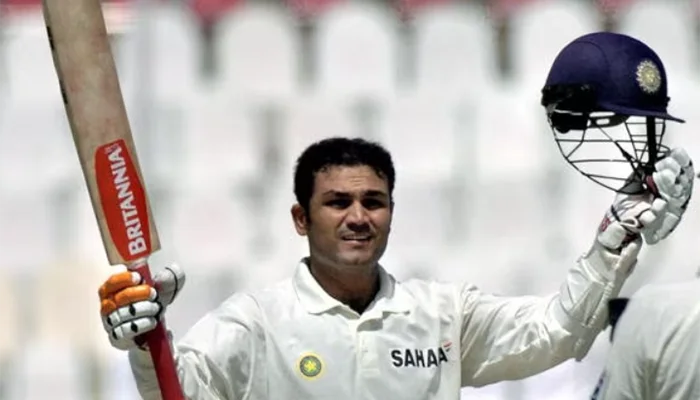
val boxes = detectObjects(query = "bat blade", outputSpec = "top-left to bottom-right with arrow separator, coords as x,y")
41,1 -> 184,398
43,0 -> 159,265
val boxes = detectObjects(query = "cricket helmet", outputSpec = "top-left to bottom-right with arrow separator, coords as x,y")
541,31 -> 684,194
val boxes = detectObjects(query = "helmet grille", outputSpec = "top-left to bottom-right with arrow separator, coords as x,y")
549,111 -> 668,194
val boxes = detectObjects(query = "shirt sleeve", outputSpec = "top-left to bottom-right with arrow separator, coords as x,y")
459,240 -> 639,387
128,294 -> 265,400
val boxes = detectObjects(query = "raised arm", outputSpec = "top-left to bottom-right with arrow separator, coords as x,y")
459,148 -> 693,387
459,238 -> 638,387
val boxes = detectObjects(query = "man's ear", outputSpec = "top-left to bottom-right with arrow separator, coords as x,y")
291,203 -> 309,236
389,200 -> 394,233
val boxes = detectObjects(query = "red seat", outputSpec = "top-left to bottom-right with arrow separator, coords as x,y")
1,0 -> 128,5
190,0 -> 244,23
595,0 -> 637,14
487,0 -> 541,19
0,0 -> 41,5
284,0 -> 345,19
394,0 -> 453,19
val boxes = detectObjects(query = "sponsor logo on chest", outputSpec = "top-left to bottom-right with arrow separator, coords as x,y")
390,341 -> 452,368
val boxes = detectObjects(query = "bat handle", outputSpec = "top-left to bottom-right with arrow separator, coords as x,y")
130,260 -> 186,400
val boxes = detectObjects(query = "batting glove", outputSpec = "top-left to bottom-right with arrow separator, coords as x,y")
645,147 -> 694,243
597,147 -> 694,250
98,263 -> 185,350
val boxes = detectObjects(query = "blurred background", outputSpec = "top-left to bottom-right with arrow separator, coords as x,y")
0,0 -> 699,398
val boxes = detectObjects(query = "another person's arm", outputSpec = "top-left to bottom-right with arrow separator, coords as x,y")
590,292 -> 650,400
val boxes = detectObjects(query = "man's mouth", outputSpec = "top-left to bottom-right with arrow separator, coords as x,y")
341,235 -> 372,242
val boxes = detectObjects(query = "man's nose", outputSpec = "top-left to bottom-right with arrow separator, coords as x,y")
346,202 -> 370,226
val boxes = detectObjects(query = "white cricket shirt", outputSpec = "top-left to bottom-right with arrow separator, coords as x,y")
130,242 -> 636,400
593,279 -> 700,400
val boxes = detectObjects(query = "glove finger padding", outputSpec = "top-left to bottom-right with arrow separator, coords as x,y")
109,317 -> 159,351
101,285 -> 156,316
640,198 -> 670,245
598,147 -> 694,251
644,147 -> 695,243
99,271 -> 142,301
99,263 -> 186,350
639,198 -> 667,226
102,300 -> 162,331
654,148 -> 693,205
646,212 -> 680,245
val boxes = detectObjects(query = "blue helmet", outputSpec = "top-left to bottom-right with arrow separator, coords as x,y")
541,32 -> 684,194
541,31 -> 684,127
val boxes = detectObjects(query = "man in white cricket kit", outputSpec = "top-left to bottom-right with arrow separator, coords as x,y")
590,271 -> 700,400
97,32 -> 695,399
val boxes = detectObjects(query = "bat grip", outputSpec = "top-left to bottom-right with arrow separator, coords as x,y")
130,260 -> 185,400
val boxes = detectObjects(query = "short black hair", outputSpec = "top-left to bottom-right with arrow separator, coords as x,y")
293,137 -> 396,213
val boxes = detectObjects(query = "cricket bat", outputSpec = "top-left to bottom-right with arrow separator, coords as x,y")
41,1 -> 184,398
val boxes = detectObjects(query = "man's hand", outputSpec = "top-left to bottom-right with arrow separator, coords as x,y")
98,264 -> 186,350
646,147 -> 694,243
597,147 -> 694,250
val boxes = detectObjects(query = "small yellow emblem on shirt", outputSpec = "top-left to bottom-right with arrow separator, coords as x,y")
298,353 -> 324,379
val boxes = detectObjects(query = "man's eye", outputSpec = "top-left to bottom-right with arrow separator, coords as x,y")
326,199 -> 350,208
362,199 -> 385,209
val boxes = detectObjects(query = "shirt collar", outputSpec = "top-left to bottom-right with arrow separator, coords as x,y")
293,258 -> 414,316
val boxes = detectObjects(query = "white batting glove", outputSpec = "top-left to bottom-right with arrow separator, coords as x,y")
645,147 -> 694,243
597,147 -> 694,250
98,264 -> 186,350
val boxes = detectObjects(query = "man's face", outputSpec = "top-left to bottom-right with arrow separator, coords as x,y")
292,165 -> 392,272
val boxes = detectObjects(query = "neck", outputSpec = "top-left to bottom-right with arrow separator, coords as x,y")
307,259 -> 380,314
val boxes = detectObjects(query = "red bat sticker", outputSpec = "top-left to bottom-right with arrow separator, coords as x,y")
95,139 -> 152,262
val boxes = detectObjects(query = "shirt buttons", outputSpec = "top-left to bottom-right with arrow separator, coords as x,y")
358,335 -> 376,370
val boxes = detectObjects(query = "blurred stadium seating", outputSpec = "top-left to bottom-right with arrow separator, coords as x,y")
0,0 -> 698,398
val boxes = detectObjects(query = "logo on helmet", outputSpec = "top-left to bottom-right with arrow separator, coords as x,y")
636,60 -> 661,94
